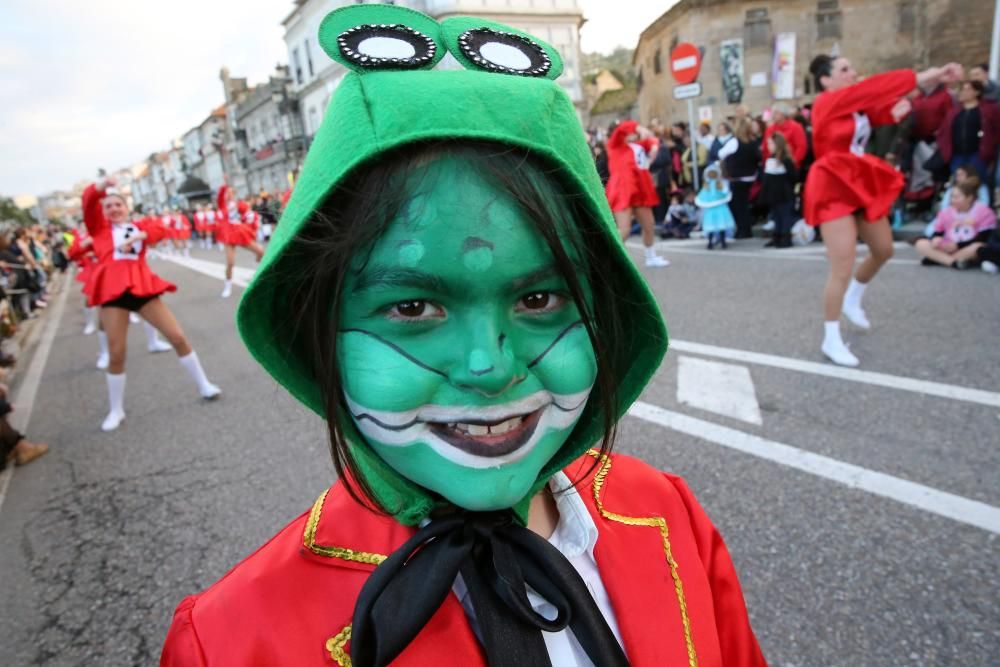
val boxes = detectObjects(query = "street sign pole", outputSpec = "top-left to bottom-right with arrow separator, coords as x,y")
687,98 -> 699,192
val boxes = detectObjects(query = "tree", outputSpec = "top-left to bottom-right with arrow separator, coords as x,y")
0,197 -> 36,226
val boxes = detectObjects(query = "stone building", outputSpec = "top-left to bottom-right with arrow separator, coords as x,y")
633,0 -> 993,125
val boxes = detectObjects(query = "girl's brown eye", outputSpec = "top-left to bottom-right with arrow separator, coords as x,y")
396,301 -> 427,317
522,293 -> 549,310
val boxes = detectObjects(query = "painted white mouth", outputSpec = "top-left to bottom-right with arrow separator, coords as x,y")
344,388 -> 592,469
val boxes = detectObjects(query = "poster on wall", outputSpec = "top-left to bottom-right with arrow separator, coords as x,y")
772,32 -> 797,100
719,39 -> 745,104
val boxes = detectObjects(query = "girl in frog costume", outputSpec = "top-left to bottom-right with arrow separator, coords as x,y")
161,6 -> 765,666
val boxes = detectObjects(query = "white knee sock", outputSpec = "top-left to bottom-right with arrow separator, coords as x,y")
83,307 -> 97,333
96,330 -> 110,369
102,372 -> 126,431
178,351 -> 220,398
143,321 -> 172,352
844,278 -> 867,309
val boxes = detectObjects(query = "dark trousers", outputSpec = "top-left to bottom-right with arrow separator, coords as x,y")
0,410 -> 24,470
771,201 -> 796,235
977,244 -> 1000,264
729,181 -> 754,237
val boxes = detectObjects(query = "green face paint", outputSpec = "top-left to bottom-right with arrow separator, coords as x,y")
338,156 -> 597,511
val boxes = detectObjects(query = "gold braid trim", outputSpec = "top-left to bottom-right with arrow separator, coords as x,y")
325,624 -> 352,667
303,490 -> 388,565
587,450 -> 698,667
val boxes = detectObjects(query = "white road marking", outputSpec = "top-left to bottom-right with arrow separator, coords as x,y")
629,401 -> 1000,534
626,240 -> 920,265
0,272 -> 73,516
162,255 -> 254,286
676,355 -> 762,425
671,339 -> 1000,408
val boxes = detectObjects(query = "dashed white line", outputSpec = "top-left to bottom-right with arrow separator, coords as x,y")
676,355 -> 762,425
629,401 -> 1000,534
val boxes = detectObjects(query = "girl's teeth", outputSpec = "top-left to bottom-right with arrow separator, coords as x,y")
451,416 -> 525,437
467,424 -> 489,436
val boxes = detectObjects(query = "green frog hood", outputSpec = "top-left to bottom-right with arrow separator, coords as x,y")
236,3 -> 667,525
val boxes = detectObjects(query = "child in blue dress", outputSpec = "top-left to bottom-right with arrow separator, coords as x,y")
696,165 -> 736,249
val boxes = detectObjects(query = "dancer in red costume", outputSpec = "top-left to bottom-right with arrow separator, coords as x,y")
67,222 -> 100,336
83,177 -> 221,431
605,120 -> 669,267
804,55 -> 962,366
173,209 -> 192,257
216,185 -> 264,298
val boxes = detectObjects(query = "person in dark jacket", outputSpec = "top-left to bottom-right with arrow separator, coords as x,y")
760,132 -> 799,248
720,118 -> 761,238
936,80 -> 1000,184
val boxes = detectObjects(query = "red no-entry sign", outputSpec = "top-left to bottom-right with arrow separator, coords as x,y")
670,43 -> 701,84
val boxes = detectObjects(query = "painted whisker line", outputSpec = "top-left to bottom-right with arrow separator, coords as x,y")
352,413 -> 422,431
552,396 -> 588,412
527,320 -> 584,368
339,328 -> 447,377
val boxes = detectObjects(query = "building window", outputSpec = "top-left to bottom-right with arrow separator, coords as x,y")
292,48 -> 303,85
816,0 -> 842,39
637,67 -> 644,92
670,34 -> 679,52
804,75 -> 812,95
898,0 -> 916,34
654,48 -> 662,74
744,8 -> 771,48
305,39 -> 315,78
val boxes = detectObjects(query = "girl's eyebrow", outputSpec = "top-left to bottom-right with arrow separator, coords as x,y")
351,267 -> 445,293
509,266 -> 560,290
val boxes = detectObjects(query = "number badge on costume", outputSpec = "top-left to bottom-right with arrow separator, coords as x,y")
112,224 -> 142,261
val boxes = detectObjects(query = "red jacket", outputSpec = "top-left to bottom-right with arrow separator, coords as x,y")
910,85 -> 953,141
763,118 -> 808,166
935,99 -> 1000,166
161,452 -> 766,666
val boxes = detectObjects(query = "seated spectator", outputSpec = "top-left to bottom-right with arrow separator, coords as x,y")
936,80 -> 1000,184
0,380 -> 48,469
661,191 -> 698,239
915,178 -> 996,268
924,164 -> 990,236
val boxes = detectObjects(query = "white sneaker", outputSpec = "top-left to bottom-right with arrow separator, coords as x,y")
101,411 -> 125,432
645,255 -> 670,268
200,383 -> 222,400
83,322 -> 97,336
822,340 -> 860,367
148,339 -> 173,353
982,260 -> 999,274
841,304 -> 871,330
96,353 -> 110,370
220,284 -> 233,299
129,313 -> 141,324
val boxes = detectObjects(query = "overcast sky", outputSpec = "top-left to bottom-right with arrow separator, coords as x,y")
1,0 -> 670,198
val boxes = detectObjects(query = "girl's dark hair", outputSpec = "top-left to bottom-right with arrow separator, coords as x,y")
955,175 -> 982,200
281,141 -> 624,513
965,80 -> 985,101
810,54 -> 834,91
770,131 -> 790,162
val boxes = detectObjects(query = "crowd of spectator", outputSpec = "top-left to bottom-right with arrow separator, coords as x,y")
586,61 -> 1000,271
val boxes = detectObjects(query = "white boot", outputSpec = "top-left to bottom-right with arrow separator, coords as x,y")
96,330 -> 110,370
129,312 -> 141,324
220,280 -> 233,299
83,307 -> 97,335
102,373 -> 126,431
644,246 -> 670,268
143,321 -> 173,353
841,278 -> 871,330
821,321 -> 859,367
178,351 -> 221,399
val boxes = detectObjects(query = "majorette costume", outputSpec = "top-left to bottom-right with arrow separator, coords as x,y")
804,69 -> 916,226
216,186 -> 259,247
66,229 -> 99,297
605,120 -> 660,213
161,5 -> 765,666
81,185 -> 176,308
174,212 -> 192,241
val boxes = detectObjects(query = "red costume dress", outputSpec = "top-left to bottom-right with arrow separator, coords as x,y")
81,184 -> 176,307
605,120 -> 660,212
216,186 -> 259,247
804,69 -> 916,226
175,213 -> 192,241
66,231 -> 99,299
193,211 -> 206,236
161,452 -> 766,667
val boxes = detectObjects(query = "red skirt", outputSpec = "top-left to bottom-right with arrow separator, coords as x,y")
606,169 -> 660,212
86,260 -> 176,307
176,228 -> 191,240
804,152 -> 903,226
220,223 -> 257,247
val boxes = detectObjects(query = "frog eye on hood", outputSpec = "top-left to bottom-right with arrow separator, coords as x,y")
318,4 -> 445,73
440,17 -> 564,80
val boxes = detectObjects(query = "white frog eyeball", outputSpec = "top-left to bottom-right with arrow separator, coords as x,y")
456,28 -> 551,77
337,24 -> 436,70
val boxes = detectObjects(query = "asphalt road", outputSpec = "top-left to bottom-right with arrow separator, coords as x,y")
0,237 -> 997,666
